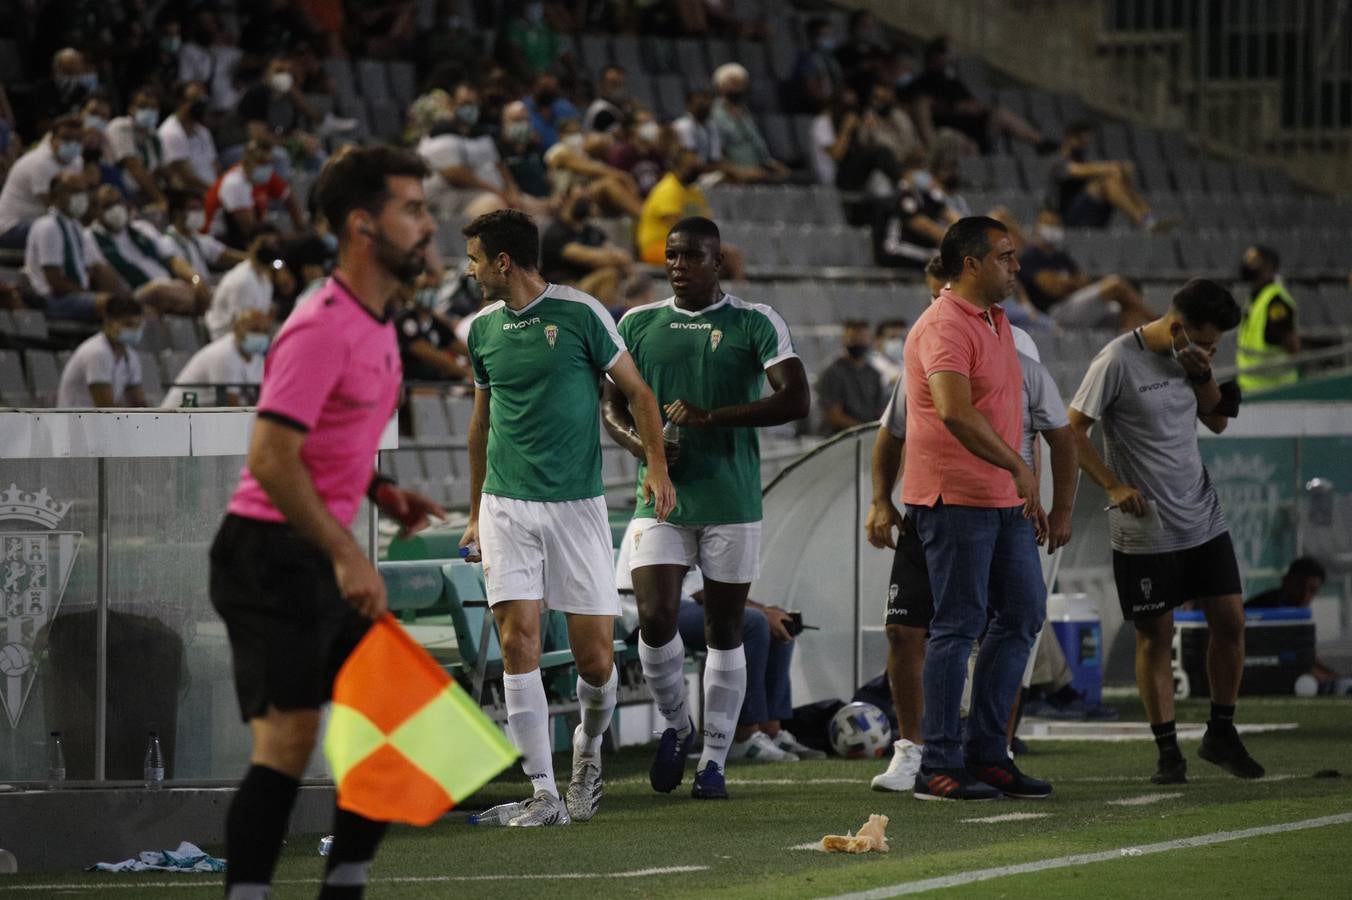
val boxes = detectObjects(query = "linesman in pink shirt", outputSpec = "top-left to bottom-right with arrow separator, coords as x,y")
901,216 -> 1052,802
209,145 -> 446,898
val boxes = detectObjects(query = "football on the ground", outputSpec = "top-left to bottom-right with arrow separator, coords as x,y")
828,702 -> 893,758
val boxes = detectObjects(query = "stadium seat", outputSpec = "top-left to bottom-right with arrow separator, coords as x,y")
138,350 -> 165,406
162,349 -> 193,384
387,61 -> 417,108
0,349 -> 32,406
410,392 -> 451,440
581,33 -> 613,72
379,560 -> 449,624
440,560 -> 502,680
163,315 -> 201,352
653,74 -> 686,121
419,447 -> 455,502
445,395 -> 473,434
759,113 -> 800,167
706,38 -> 736,71
365,98 -> 403,140
11,309 -> 48,341
356,58 -> 391,101
322,57 -> 357,99
23,350 -> 60,406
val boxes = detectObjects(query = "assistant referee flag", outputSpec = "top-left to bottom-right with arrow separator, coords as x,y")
324,614 -> 518,826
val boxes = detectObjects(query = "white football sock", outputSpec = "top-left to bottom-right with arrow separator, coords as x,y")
699,646 -> 747,772
503,669 -> 557,798
639,634 -> 691,736
575,664 -> 618,758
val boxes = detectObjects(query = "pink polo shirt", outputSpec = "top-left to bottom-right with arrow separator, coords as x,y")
228,276 -> 401,528
900,288 -> 1023,508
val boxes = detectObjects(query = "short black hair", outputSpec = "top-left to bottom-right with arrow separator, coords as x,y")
313,144 -> 428,245
875,318 -> 908,336
842,319 -> 870,331
462,209 -> 540,271
1252,244 -> 1281,270
669,216 -> 720,245
1064,119 -> 1097,137
939,216 -> 1007,279
924,254 -> 947,281
166,189 -> 200,214
1172,278 -> 1241,331
1288,556 -> 1326,582
103,295 -> 141,321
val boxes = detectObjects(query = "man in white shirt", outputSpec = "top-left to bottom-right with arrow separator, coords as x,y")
205,235 -> 289,339
417,84 -> 520,209
106,87 -> 168,208
86,185 -> 209,315
158,81 -> 218,194
162,307 -> 270,408
0,116 -> 86,248
163,190 -> 246,278
23,172 -> 123,320
56,294 -> 148,408
671,89 -> 722,169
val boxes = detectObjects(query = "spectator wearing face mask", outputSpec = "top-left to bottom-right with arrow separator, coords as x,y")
164,190 -> 246,277
56,294 -> 149,408
236,57 -> 327,174
545,125 -> 646,219
790,18 -> 846,114
397,273 -> 472,383
106,87 -> 169,209
523,73 -> 580,149
0,116 -> 87,249
159,81 -> 219,195
1017,210 -> 1152,332
27,48 -> 99,138
86,184 -> 209,315
498,101 -> 551,199
22,171 -> 125,321
541,184 -> 634,306
585,65 -> 635,134
710,63 -> 789,183
205,233 -> 291,340
873,153 -> 960,269
607,112 -> 667,197
672,89 -> 722,170
203,138 -> 305,248
503,1 -> 564,79
816,319 -> 887,434
162,307 -> 272,408
871,319 -> 908,388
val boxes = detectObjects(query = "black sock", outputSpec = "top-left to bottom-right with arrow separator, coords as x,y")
1049,684 -> 1080,705
317,807 -> 389,899
1210,703 -> 1236,728
225,765 -> 300,890
1151,720 -> 1180,757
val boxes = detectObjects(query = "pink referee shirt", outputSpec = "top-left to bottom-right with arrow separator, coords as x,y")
901,287 -> 1023,508
228,276 -> 401,528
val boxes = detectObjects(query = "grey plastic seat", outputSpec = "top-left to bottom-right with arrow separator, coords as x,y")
0,349 -> 32,406
24,350 -> 60,407
137,350 -> 165,405
356,58 -> 390,100
410,393 -> 451,440
388,61 -> 416,107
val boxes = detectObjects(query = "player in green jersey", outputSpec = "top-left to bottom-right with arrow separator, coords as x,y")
459,209 -> 675,827
601,216 -> 810,799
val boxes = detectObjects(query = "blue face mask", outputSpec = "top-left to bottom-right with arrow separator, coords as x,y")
455,104 -> 480,125
134,108 -> 159,130
161,36 -> 182,54
56,140 -> 82,164
416,288 -> 438,309
83,114 -> 107,131
116,326 -> 143,348
241,332 -> 271,355
249,164 -> 274,185
911,170 -> 934,193
78,72 -> 99,91
320,231 -> 338,253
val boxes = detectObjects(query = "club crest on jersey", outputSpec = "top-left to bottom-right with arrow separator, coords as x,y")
1139,578 -> 1153,601
710,328 -> 723,351
544,324 -> 558,348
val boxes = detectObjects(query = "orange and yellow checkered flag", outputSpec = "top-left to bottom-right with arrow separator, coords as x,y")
324,614 -> 518,826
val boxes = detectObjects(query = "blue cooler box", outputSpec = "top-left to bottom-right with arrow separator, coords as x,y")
1174,607 -> 1315,697
1047,593 -> 1103,706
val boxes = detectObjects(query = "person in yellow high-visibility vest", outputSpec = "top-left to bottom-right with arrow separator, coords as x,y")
1237,245 -> 1300,392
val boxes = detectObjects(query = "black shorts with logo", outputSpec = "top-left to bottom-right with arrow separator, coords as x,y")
209,514 -> 371,721
1112,531 -> 1243,622
885,517 -> 935,629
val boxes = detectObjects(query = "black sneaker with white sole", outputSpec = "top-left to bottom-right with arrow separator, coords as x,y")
1198,725 -> 1265,779
967,759 -> 1052,799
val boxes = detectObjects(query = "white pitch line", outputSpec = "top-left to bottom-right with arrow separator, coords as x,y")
824,812 -> 1352,899
961,812 -> 1052,824
1107,793 -> 1183,807
0,865 -> 711,892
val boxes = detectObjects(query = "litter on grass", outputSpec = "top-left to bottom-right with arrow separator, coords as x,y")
820,814 -> 890,853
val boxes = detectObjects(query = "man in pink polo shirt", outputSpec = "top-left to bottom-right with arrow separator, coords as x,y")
209,145 -> 445,898
902,216 -> 1051,802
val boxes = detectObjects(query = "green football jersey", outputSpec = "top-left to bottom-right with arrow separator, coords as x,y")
618,293 -> 797,525
469,283 -> 625,502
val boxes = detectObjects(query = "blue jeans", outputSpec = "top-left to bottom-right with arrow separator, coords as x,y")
45,291 -> 101,320
0,222 -> 30,250
677,601 -> 794,725
908,502 -> 1045,769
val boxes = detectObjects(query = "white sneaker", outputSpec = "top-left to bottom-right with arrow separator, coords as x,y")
507,790 -> 571,827
772,729 -> 827,760
318,112 -> 359,135
565,725 -> 603,822
871,739 -> 923,792
727,730 -> 799,762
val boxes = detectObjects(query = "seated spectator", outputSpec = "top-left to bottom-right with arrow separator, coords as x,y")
502,2 -> 564,79
790,17 -> 847,114
23,172 -> 123,321
541,184 -> 634,306
671,89 -> 722,171
711,63 -> 789,182
205,233 -> 290,340
873,154 -> 960,269
584,65 -> 635,134
123,13 -> 184,101
55,294 -> 148,408
1047,121 -> 1163,230
236,56 -> 326,174
106,87 -> 169,209
870,319 -> 908,388
498,101 -> 552,200
834,10 -> 891,100
86,185 -> 208,315
636,146 -> 713,266
812,89 -> 906,225
523,73 -> 580,149
25,48 -> 99,138
816,319 -> 887,433
0,116 -> 86,250
159,81 -> 218,195
606,111 -> 667,196
163,190 -> 246,277
1018,210 -> 1153,331
861,82 -> 920,174
903,36 -> 1057,154
417,85 -> 535,215
162,307 -> 271,408
545,124 -> 645,218
1248,556 -> 1338,685
397,274 -> 472,383
203,138 -> 305,248
179,10 -> 243,115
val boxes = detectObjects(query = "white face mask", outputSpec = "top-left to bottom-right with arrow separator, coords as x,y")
66,193 -> 89,218
269,72 -> 294,94
184,210 -> 206,232
563,133 -> 585,152
637,121 -> 661,143
102,205 -> 129,231
134,107 -> 159,130
882,337 -> 905,363
1036,223 -> 1065,248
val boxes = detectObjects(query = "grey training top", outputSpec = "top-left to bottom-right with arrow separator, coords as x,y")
1070,329 -> 1227,555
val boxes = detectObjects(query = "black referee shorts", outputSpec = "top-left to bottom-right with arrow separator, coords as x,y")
1112,531 -> 1243,623
209,514 -> 371,721
885,516 -> 935,629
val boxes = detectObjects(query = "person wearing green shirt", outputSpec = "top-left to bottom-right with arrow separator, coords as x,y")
459,209 -> 674,828
601,216 -> 810,800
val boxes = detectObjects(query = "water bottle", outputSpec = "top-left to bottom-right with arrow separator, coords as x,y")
662,420 -> 680,446
46,731 -> 65,791
467,801 -> 522,826
143,731 -> 165,790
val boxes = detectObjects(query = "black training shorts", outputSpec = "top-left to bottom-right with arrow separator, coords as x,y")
209,514 -> 371,721
1112,531 -> 1243,622
885,517 -> 935,629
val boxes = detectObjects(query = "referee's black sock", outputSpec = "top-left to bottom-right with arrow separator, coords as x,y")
1209,703 -> 1237,730
318,807 -> 389,899
1151,720 -> 1180,758
225,764 -> 300,893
